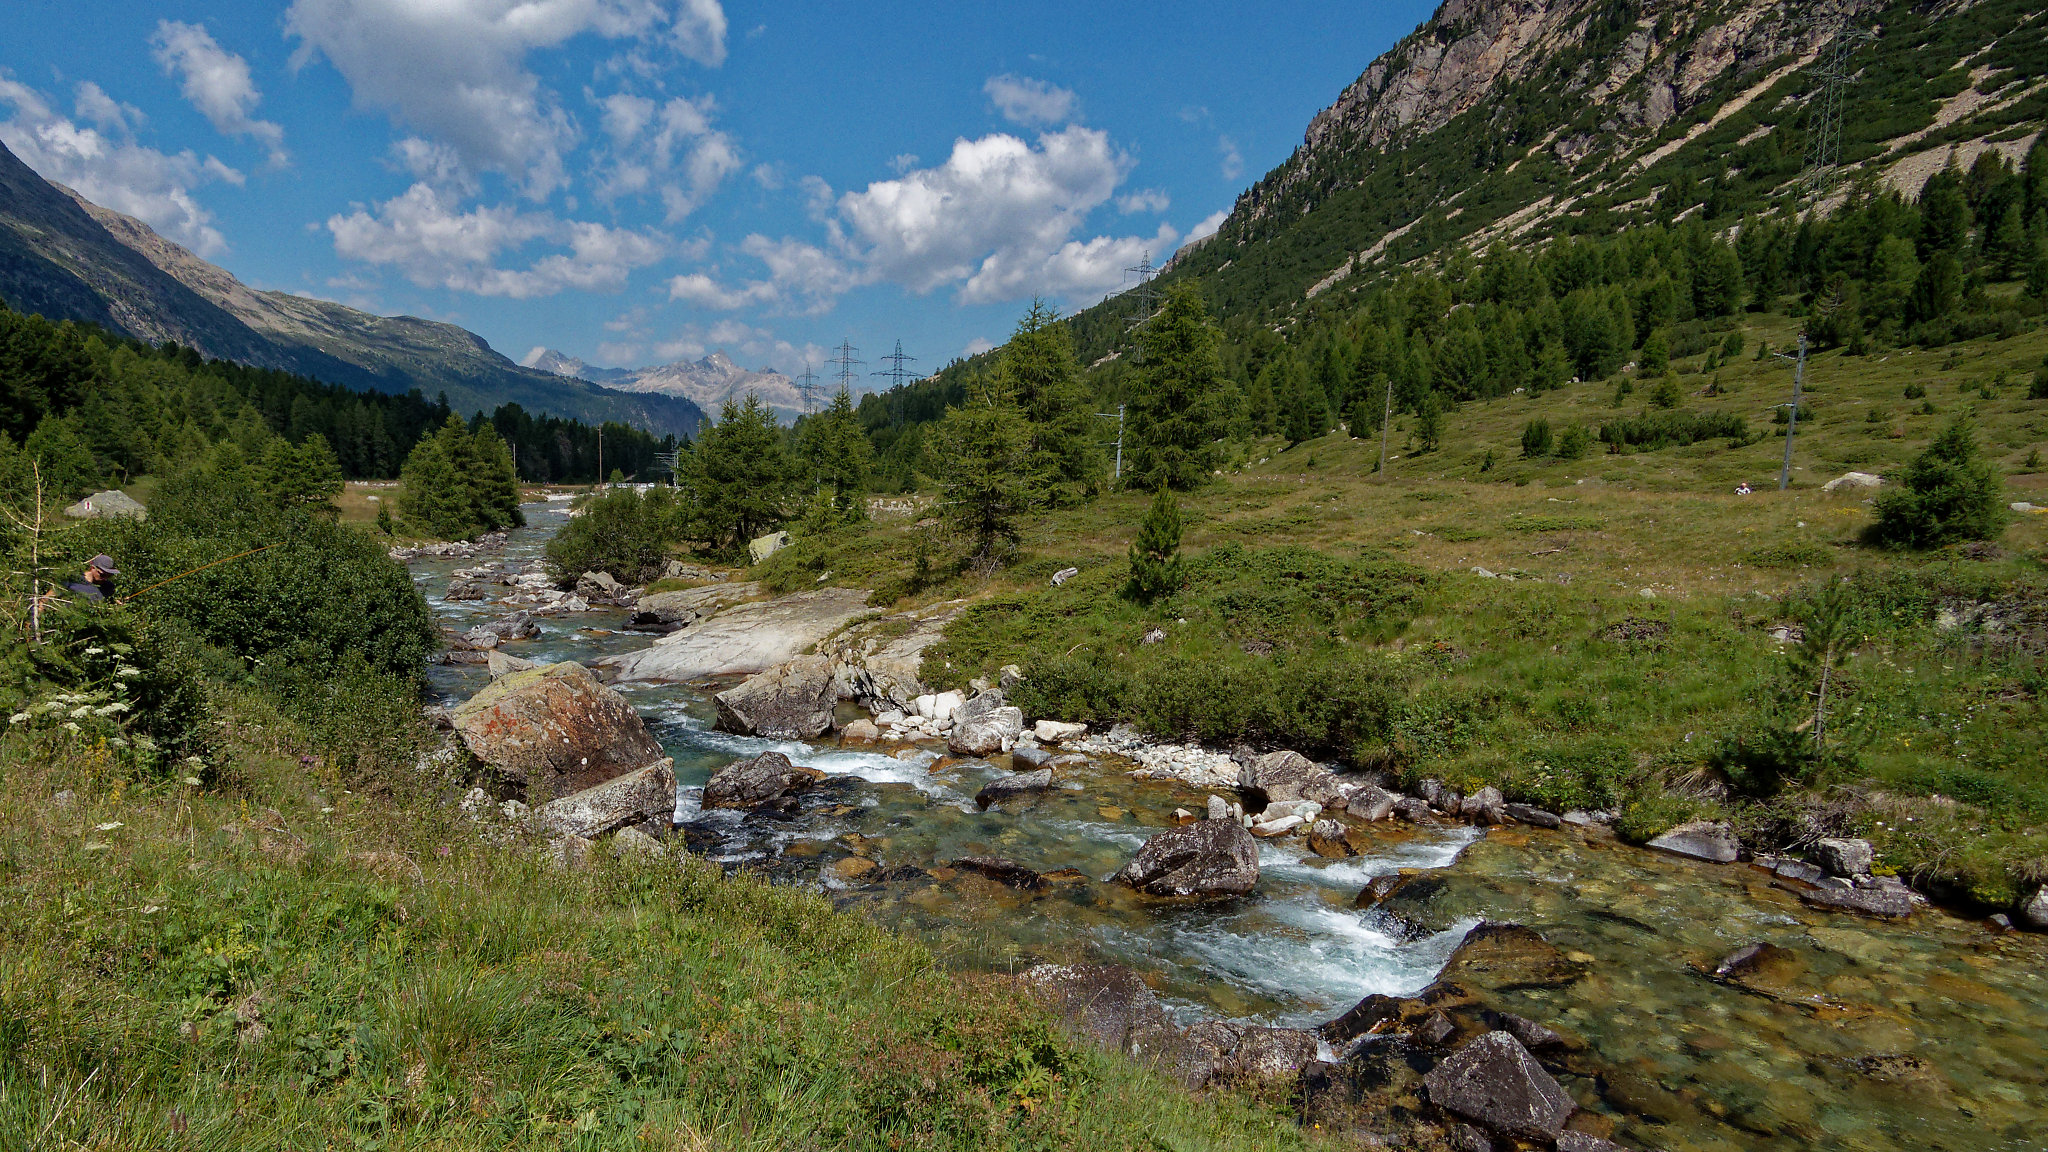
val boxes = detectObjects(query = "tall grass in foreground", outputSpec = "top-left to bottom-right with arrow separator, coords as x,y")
0,732 -> 1325,1152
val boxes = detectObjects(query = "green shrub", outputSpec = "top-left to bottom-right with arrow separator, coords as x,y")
543,487 -> 685,583
1124,488 -> 1184,604
1520,418 -> 1553,458
1613,791 -> 1709,843
1599,410 -> 1749,450
1647,375 -> 1682,409
83,469 -> 436,682
1505,515 -> 1605,532
1556,424 -> 1594,459
1867,419 -> 2008,549
1507,739 -> 1632,812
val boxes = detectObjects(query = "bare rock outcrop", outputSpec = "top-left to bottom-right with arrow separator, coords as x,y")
603,586 -> 872,683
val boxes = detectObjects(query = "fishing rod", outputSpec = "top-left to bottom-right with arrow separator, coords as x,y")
112,544 -> 280,607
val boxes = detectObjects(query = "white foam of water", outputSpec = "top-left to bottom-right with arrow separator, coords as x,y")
1112,904 -> 1482,1028
1258,827 -> 1480,892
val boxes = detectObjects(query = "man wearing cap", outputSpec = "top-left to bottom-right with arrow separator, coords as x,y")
63,554 -> 119,602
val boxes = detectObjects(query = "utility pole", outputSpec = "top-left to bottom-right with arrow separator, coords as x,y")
1775,331 -> 1808,490
1095,404 -> 1125,485
871,340 -> 919,392
1798,24 -> 1878,211
825,339 -> 864,413
1376,374 -> 1394,478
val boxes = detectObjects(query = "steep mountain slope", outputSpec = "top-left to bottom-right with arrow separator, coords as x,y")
0,140 -> 704,436
1071,0 -> 2046,348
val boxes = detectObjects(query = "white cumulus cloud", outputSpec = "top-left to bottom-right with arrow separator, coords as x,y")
671,124 -> 1168,312
285,0 -> 728,197
983,74 -> 1076,127
151,21 -> 287,164
593,91 -> 740,221
1116,188 -> 1169,215
327,182 -> 667,297
1184,208 -> 1228,244
0,74 -> 239,255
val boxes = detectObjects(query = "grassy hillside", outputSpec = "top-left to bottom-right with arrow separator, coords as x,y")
767,317 -> 2048,913
0,697 -> 1332,1151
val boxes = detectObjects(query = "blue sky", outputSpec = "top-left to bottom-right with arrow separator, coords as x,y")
1,1 -> 1436,383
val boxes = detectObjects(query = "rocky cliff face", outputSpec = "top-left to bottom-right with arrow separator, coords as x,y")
1259,0 -> 1862,226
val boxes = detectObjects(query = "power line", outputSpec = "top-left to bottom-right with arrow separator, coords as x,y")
1122,251 -> 1159,332
823,339 -> 864,413
1798,24 -> 1878,211
871,339 -> 919,392
793,361 -> 820,415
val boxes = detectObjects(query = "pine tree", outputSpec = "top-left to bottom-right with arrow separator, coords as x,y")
1128,281 -> 1227,490
797,388 -> 872,520
1638,327 -> 1670,375
257,433 -> 344,513
931,372 -> 1036,562
397,427 -> 467,539
1124,486 -> 1184,604
1414,391 -> 1445,453
470,421 -> 525,531
683,396 -> 795,557
1281,349 -> 1328,445
1868,419 -> 2007,548
1245,361 -> 1278,436
994,301 -> 1096,498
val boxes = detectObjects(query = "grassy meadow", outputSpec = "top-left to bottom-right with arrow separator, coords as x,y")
766,318 -> 2048,911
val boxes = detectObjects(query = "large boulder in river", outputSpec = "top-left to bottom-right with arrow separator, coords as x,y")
1438,922 -> 1586,991
1423,1031 -> 1575,1142
452,661 -> 667,799
948,690 -> 1024,755
602,586 -> 873,683
713,655 -> 838,739
535,760 -> 676,838
1243,750 -> 1346,806
701,751 -> 826,810
976,768 -> 1053,809
1112,819 -> 1260,898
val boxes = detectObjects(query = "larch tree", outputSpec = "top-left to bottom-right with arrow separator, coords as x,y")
1127,281 -> 1227,491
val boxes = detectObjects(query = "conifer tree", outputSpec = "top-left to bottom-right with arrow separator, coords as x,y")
1245,362 -> 1279,436
397,424 -> 467,539
1868,419 -> 2007,548
994,301 -> 1096,498
797,388 -> 872,520
1128,281 -> 1227,490
1124,486 -> 1184,604
257,433 -> 344,513
683,396 -> 795,556
470,421 -> 525,531
931,372 -> 1036,562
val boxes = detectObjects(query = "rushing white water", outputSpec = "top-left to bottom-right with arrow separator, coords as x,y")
419,504 -> 1485,1027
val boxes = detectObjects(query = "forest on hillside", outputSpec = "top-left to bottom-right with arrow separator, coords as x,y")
0,301 -> 677,502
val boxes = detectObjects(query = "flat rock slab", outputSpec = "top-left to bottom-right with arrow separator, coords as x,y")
977,768 -> 1053,809
452,661 -> 666,797
1797,885 -> 1912,919
1646,820 -> 1740,863
1423,1030 -> 1575,1141
604,586 -> 872,682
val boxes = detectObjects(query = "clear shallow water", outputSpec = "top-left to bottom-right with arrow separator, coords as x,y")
414,507 -> 2048,1152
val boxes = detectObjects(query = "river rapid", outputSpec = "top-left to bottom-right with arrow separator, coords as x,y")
412,505 -> 2048,1152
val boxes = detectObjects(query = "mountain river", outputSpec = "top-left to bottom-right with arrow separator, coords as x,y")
411,504 -> 2047,1152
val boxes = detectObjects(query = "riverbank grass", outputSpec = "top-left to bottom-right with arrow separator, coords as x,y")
0,721 -> 1329,1151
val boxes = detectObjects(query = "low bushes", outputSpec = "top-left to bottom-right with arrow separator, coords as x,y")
1597,409 -> 1749,450
543,486 -> 686,584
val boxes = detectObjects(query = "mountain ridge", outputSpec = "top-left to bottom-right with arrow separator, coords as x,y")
522,346 -> 808,423
0,140 -> 704,437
